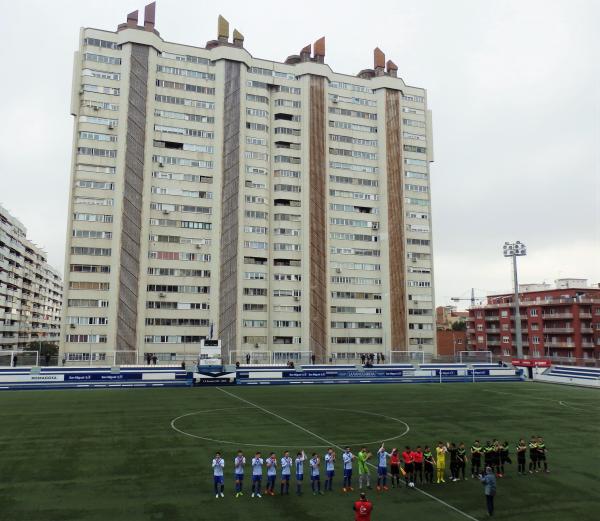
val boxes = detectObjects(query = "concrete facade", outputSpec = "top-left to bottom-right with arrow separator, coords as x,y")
0,205 -> 63,350
60,5 -> 435,364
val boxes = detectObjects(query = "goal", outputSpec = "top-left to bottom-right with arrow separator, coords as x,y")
0,350 -> 39,367
389,350 -> 427,364
457,350 -> 493,364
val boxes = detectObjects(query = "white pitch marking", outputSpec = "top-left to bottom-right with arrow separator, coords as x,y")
217,387 -> 480,521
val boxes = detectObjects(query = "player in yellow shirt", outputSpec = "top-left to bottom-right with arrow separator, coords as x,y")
435,441 -> 447,483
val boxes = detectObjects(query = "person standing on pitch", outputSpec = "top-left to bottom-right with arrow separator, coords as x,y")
324,448 -> 336,492
295,450 -> 306,495
310,452 -> 323,495
357,447 -> 372,491
435,442 -> 447,483
376,443 -> 391,491
212,451 -> 225,498
266,452 -> 277,496
251,452 -> 264,498
516,439 -> 527,475
234,450 -> 246,498
389,448 -> 401,488
423,446 -> 435,484
471,440 -> 483,478
353,492 -> 373,521
479,466 -> 497,517
448,442 -> 459,482
342,447 -> 355,492
412,446 -> 424,485
528,436 -> 538,473
498,441 -> 510,477
402,446 -> 415,487
280,450 -> 293,495
457,442 -> 468,480
537,436 -> 549,473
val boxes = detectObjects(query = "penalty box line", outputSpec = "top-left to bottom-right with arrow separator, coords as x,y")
216,387 -> 480,521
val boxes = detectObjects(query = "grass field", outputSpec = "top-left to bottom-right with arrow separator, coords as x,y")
0,381 -> 598,521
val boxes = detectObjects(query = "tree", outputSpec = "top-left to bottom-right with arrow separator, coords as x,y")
451,320 -> 467,331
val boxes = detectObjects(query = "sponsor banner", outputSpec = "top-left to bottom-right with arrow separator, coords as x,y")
193,371 -> 236,385
0,374 -> 65,383
512,359 -> 551,368
436,369 -> 460,376
468,369 -> 490,376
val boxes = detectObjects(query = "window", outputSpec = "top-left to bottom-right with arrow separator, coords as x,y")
82,84 -> 120,96
329,120 -> 377,133
247,94 -> 269,104
476,324 -> 483,331
154,109 -> 214,124
329,134 -> 377,147
404,158 -> 427,166
156,64 -> 215,80
155,80 -> 215,95
403,119 -> 426,128
155,94 -> 214,110
329,148 -> 377,160
155,125 -> 214,138
79,131 -> 117,143
330,81 -> 373,94
502,336 -> 510,344
69,281 -> 110,290
328,93 -> 376,107
159,52 -> 211,65
75,180 -> 114,190
152,156 -> 213,170
77,147 -> 117,158
530,308 -> 538,316
83,38 -> 121,50
247,108 -> 269,118
83,53 -> 121,65
72,230 -> 112,239
82,69 -> 120,81
405,171 -> 428,179
79,115 -> 118,126
329,162 -> 377,174
68,299 -> 109,308
73,213 -> 113,223
71,246 -> 111,256
501,310 -> 508,317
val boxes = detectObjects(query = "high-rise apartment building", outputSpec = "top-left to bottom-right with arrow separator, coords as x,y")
0,205 -> 63,350
60,3 -> 435,364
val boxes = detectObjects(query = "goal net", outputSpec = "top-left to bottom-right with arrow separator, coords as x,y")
458,350 -> 493,364
389,350 -> 427,364
229,350 -> 272,365
0,350 -> 39,367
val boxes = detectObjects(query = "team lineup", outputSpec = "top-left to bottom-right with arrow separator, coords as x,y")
211,436 -> 549,498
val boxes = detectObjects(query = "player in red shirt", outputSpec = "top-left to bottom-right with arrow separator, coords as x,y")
353,492 -> 373,520
402,446 -> 415,487
412,446 -> 424,485
389,448 -> 401,488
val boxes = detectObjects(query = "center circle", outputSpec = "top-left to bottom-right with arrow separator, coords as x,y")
171,406 -> 410,448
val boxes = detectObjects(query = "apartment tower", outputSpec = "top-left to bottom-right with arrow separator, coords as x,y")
60,3 -> 435,364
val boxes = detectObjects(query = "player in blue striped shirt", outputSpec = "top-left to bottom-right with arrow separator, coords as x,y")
266,452 -> 277,496
324,448 -> 336,492
233,450 -> 246,498
342,446 -> 355,492
212,452 -> 225,498
251,452 -> 263,498
295,450 -> 306,495
377,443 -> 391,491
280,451 -> 293,495
310,453 -> 324,495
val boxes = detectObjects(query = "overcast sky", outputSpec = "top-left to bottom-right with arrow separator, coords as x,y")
0,0 -> 598,308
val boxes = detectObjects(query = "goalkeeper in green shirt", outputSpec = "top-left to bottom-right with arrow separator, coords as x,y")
357,447 -> 372,491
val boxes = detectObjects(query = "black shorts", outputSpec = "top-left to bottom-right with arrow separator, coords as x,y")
391,464 -> 400,476
414,462 -> 423,471
530,454 -> 537,461
404,463 -> 414,473
472,457 -> 481,465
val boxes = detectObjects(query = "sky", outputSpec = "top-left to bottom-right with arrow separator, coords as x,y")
0,0 -> 598,309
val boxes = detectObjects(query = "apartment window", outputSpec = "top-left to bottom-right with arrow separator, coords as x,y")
83,38 -> 122,50
155,94 -> 214,110
246,137 -> 267,146
275,99 -> 301,108
159,52 -> 211,65
403,145 -> 427,154
501,310 -> 508,317
532,336 -> 540,344
273,320 -> 302,328
156,64 -> 215,80
530,308 -> 538,317
243,288 -> 268,296
244,272 -> 266,280
502,324 -> 509,331
405,184 -> 429,193
329,120 -> 377,133
405,171 -> 428,179
328,107 -> 377,120
75,180 -> 114,190
275,85 -> 301,94
247,122 -> 268,132
70,247 -> 111,256
403,119 -> 426,128
502,336 -> 510,344
247,94 -> 269,104
244,241 -> 268,250
77,147 -> 117,158
477,335 -> 484,343
82,68 -> 120,81
69,281 -> 110,291
155,79 -> 215,95
73,213 -> 113,223
83,53 -> 121,65
329,162 -> 377,174
79,131 -> 117,143
154,109 -> 214,124
244,225 -> 267,234
67,299 -> 109,308
476,324 -> 483,331
247,108 -> 269,118
403,132 -> 426,142
72,230 -> 112,239
79,115 -> 118,126
402,94 -> 425,103
404,158 -> 427,166
82,84 -> 120,96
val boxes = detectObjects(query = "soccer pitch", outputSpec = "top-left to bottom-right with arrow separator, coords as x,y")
0,382 -> 598,521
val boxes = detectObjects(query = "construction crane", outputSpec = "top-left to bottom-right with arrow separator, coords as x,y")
450,288 -> 481,308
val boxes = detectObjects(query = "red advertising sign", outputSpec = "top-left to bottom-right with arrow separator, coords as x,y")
511,358 -> 552,368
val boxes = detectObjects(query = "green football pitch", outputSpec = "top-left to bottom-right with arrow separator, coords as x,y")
0,382 -> 598,521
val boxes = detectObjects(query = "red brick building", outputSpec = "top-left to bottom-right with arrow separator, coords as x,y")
436,329 -> 468,357
466,280 -> 600,360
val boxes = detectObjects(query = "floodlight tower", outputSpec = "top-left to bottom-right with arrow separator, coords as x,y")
503,241 -> 527,359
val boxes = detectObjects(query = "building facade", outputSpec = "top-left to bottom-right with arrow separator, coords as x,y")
466,279 -> 600,360
60,3 -> 435,364
0,205 -> 63,351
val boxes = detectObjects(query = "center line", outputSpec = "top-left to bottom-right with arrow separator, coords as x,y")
216,387 -> 480,521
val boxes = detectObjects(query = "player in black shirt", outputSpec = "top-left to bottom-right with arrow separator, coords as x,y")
471,440 -> 483,478
483,441 -> 493,472
498,441 -> 510,477
457,442 -> 467,480
516,439 -> 527,474
528,436 -> 538,473
537,436 -> 549,473
447,442 -> 459,482
423,447 -> 435,484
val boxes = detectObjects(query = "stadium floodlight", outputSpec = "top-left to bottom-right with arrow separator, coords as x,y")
503,241 -> 527,359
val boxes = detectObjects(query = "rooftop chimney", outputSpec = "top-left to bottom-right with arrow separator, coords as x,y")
386,59 -> 398,77
143,2 -> 156,32
374,47 -> 385,76
300,44 -> 311,62
218,15 -> 230,42
233,29 -> 244,47
313,37 -> 325,63
126,10 -> 139,28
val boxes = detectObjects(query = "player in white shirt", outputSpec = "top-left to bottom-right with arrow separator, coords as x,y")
377,443 -> 391,491
342,446 -> 356,492
324,448 -> 336,492
310,453 -> 324,495
251,452 -> 263,498
280,450 -> 293,495
295,450 -> 306,496
266,452 -> 278,496
212,451 -> 225,498
233,450 -> 246,498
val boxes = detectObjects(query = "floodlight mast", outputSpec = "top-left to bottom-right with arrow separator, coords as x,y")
503,241 -> 527,359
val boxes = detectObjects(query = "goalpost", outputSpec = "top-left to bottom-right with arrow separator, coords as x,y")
229,350 -> 272,365
389,350 -> 426,364
458,350 -> 493,364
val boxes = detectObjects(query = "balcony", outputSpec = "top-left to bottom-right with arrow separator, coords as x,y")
543,327 -> 574,334
485,328 -> 501,334
486,340 -> 500,346
544,341 -> 575,348
580,327 -> 594,334
542,313 -> 573,320
484,316 -> 499,321
581,342 -> 595,348
579,313 -> 592,319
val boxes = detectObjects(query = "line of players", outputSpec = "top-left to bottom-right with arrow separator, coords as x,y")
210,435 -> 549,498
